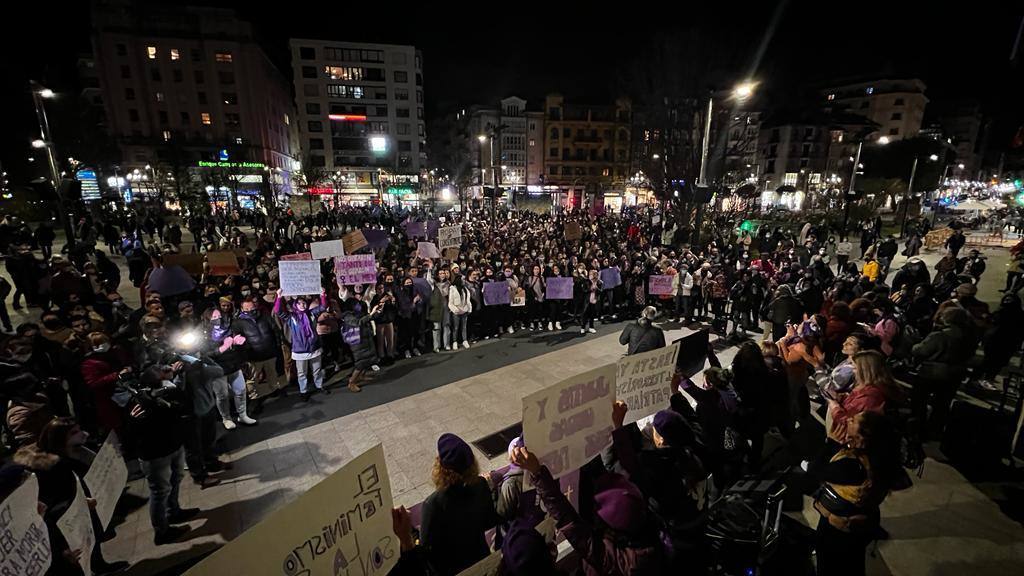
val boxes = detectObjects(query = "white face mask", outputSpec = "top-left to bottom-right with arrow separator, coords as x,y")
93,343 -> 111,353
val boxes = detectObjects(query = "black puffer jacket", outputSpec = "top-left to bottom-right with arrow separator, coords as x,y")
233,311 -> 279,362
341,310 -> 380,370
619,321 -> 666,355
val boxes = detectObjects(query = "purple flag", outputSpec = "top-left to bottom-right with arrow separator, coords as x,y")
545,277 -> 573,300
483,281 -> 511,305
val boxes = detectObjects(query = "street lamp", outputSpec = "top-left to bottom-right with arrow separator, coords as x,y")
929,154 -> 939,161
30,80 -> 75,249
732,81 -> 757,102
31,139 -> 47,148
877,136 -> 891,145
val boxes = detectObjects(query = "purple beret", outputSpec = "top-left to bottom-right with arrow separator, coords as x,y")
437,433 -> 474,472
593,473 -> 646,533
652,409 -> 690,447
500,517 -> 554,575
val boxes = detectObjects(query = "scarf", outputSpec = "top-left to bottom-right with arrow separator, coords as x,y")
292,300 -> 314,340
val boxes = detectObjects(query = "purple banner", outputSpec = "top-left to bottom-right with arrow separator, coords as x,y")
483,281 -> 511,305
599,267 -> 622,290
545,277 -> 573,300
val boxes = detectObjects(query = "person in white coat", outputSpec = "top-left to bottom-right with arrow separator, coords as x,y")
448,273 -> 473,349
673,264 -> 694,323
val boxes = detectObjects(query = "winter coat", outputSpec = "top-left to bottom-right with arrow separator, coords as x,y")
127,383 -> 187,461
233,311 -> 280,362
448,285 -> 473,315
341,310 -> 379,370
767,294 -> 803,326
828,384 -> 889,442
531,466 -> 668,576
619,322 -> 666,355
276,298 -> 325,355
673,271 -> 694,297
912,321 -> 975,382
862,260 -> 880,282
420,479 -> 499,576
80,352 -> 127,432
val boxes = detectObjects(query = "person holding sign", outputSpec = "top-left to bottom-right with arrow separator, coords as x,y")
544,265 -> 567,331
574,266 -> 601,335
339,293 -> 387,392
14,419 -> 129,575
274,288 -> 329,401
525,264 -> 546,331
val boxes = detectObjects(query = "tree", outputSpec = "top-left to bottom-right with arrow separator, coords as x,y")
427,112 -> 474,210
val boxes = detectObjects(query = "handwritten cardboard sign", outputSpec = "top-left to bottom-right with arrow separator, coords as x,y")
0,475 -> 51,576
343,230 -> 369,254
564,222 -> 581,241
278,260 -> 323,296
483,281 -> 511,306
404,221 -> 427,239
335,255 -> 378,286
163,253 -> 204,275
417,242 -> 441,259
310,240 -> 345,260
84,432 -> 128,530
280,252 -> 313,261
57,479 -> 95,576
599,267 -> 621,290
522,364 -> 617,482
187,444 -> 397,576
544,277 -> 573,300
438,225 -> 462,250
511,288 -> 526,307
616,341 -> 680,424
206,251 -> 241,276
648,275 -> 674,295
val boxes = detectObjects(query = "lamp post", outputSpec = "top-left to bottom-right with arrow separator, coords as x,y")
842,141 -> 864,239
30,81 -> 76,250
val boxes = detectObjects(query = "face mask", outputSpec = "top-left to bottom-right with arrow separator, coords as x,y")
93,343 -> 111,353
241,290 -> 251,296
504,271 -> 512,278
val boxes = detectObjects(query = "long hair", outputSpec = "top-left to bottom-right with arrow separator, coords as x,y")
430,456 -> 479,491
852,350 -> 900,400
37,417 -> 79,457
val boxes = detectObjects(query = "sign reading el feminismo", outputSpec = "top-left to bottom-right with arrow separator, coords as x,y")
616,341 -> 680,424
522,364 -> 616,481
188,444 -> 397,576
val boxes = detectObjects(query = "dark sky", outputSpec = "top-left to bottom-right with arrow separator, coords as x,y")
2,0 -> 1022,182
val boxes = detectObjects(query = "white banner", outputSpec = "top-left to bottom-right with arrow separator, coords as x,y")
0,475 -> 52,576
187,444 -> 398,576
84,432 -> 128,530
57,478 -> 95,576
616,342 -> 680,424
279,260 -> 323,296
310,239 -> 345,260
522,364 -> 616,481
437,225 -> 462,250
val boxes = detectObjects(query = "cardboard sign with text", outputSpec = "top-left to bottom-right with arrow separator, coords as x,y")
0,475 -> 51,576
188,444 -> 397,576
335,255 -> 378,286
206,251 -> 241,276
438,225 -> 462,250
343,230 -> 369,254
417,242 -> 441,259
84,432 -> 128,530
511,288 -> 526,307
616,341 -> 680,423
648,275 -> 674,295
163,253 -> 204,275
522,364 -> 617,483
279,260 -> 323,296
310,240 -> 345,260
564,222 -> 581,241
281,252 -> 313,261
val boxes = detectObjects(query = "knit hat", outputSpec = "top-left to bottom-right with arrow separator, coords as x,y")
652,409 -> 691,447
500,517 -> 555,575
592,473 -> 646,533
437,433 -> 474,472
955,283 -> 977,298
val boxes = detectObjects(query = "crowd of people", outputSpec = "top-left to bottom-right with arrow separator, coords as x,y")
0,200 -> 1019,575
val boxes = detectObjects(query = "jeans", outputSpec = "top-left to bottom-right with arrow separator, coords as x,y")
295,354 -> 324,393
141,448 -> 185,534
675,294 -> 691,321
184,409 -> 218,480
451,313 -> 469,344
248,358 -> 286,397
212,371 -> 238,421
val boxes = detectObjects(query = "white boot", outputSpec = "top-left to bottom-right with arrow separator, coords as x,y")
235,393 -> 257,425
547,322 -> 553,331
222,419 -> 237,430
507,326 -> 515,334
462,340 -> 471,349
555,321 -> 562,330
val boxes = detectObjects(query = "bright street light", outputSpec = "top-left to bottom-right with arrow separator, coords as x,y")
929,154 -> 939,161
732,81 -> 757,101
652,154 -> 660,160
878,136 -> 891,145
958,163 -> 965,170
38,88 -> 54,99
477,135 -> 488,143
31,139 -> 46,148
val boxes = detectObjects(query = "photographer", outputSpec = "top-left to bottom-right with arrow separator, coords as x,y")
128,365 -> 200,545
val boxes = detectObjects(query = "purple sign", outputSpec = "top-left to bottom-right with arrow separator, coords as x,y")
404,221 -> 427,238
545,277 -> 573,300
483,281 -> 511,305
334,254 -> 377,285
599,267 -> 622,290
648,274 -> 674,295
361,228 -> 391,250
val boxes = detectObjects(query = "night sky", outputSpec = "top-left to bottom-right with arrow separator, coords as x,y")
2,0 -> 1021,182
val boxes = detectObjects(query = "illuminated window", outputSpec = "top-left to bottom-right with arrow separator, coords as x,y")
283,113 -> 290,125
147,46 -> 157,59
155,92 -> 164,102
235,137 -> 244,144
826,93 -> 835,101
162,130 -> 171,141
865,86 -> 874,95
201,112 -> 211,125
215,52 -> 233,63
326,66 -> 363,80
783,172 -> 798,186
170,48 -> 180,61
395,88 -> 409,101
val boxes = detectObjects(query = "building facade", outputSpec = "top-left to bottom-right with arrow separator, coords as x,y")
465,97 -> 547,201
91,0 -> 297,206
542,95 -> 632,209
289,39 -> 425,204
757,121 -> 832,208
933,100 -> 988,179
821,78 -> 928,141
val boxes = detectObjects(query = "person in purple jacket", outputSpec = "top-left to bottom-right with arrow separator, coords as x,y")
274,288 -> 329,402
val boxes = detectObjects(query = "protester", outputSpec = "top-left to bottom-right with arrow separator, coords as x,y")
619,306 -> 665,355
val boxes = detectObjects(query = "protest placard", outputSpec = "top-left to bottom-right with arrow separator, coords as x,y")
442,248 -> 460,261
616,341 -> 680,424
163,253 -> 204,275
279,260 -> 323,296
544,277 -> 573,300
57,479 -> 95,576
310,239 -> 345,260
187,444 -> 398,576
343,230 -> 369,254
417,242 -> 441,259
675,328 -> 710,378
280,252 -> 313,261
599,267 -> 622,289
0,476 -> 51,576
648,275 -> 674,295
361,229 -> 391,251
404,221 -> 427,238
511,288 -> 526,307
482,281 -> 511,305
84,432 -> 128,530
437,225 -> 462,250
564,222 -> 581,241
522,364 -> 616,482
206,251 -> 240,275
335,254 -> 378,285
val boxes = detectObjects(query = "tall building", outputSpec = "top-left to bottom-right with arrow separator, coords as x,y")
465,97 -> 545,199
757,119 -> 831,208
932,100 -> 988,178
542,95 -> 632,209
821,78 -> 928,141
90,0 -> 297,206
289,39 -> 425,204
